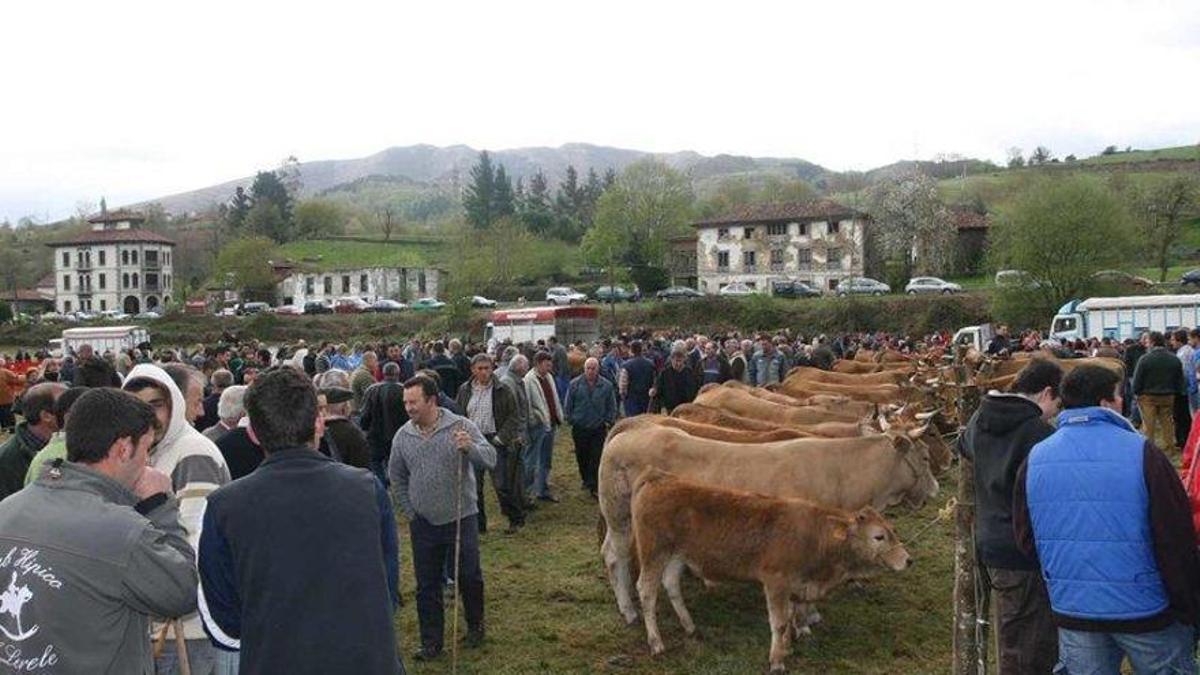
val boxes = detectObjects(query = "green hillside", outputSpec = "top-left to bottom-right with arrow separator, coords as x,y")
274,237 -> 449,272
1080,144 -> 1200,165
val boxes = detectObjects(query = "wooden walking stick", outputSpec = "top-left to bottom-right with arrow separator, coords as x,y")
451,424 -> 466,675
172,619 -> 192,675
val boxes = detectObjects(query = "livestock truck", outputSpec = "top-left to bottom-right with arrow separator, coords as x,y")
485,305 -> 599,351
1050,294 -> 1200,342
54,325 -> 151,358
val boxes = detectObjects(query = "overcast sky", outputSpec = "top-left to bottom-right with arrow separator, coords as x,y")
3,0 -> 1198,222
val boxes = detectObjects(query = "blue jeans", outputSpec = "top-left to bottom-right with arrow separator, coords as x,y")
530,426 -> 556,498
1055,622 -> 1195,674
155,638 -> 239,674
524,425 -> 545,495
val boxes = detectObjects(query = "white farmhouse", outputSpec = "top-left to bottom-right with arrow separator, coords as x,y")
276,266 -> 444,306
693,200 -> 868,294
46,209 -> 176,315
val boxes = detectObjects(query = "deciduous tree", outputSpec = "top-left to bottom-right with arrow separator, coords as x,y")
1139,176 -> 1198,282
867,172 -> 956,278
214,236 -> 278,299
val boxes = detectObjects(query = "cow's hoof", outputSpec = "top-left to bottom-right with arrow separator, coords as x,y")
807,611 -> 822,626
769,664 -> 786,673
649,641 -> 665,656
622,612 -> 639,626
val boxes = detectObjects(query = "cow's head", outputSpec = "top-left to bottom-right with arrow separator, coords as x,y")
886,427 -> 939,508
843,507 -> 911,572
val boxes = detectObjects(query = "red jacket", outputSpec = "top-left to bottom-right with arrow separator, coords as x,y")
1180,419 -> 1200,536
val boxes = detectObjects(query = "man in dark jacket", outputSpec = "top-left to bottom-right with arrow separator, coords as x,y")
650,346 -> 699,414
694,340 -> 732,385
426,342 -> 461,399
215,422 -> 264,480
456,353 -> 521,533
621,340 -> 656,417
73,344 -> 121,388
199,367 -> 403,674
0,382 -> 65,500
359,362 -> 408,485
1014,364 -> 1199,673
959,359 -> 1063,674
1132,331 -> 1185,452
318,386 -> 371,469
1122,336 -> 1146,420
563,357 -> 617,498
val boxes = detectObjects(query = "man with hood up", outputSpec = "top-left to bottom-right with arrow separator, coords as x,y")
958,359 -> 1063,674
123,363 -> 232,674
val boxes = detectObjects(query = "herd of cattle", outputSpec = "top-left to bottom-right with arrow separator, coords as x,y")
595,346 -> 1125,672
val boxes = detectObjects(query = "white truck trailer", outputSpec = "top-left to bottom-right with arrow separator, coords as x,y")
1050,294 -> 1200,342
57,325 -> 151,357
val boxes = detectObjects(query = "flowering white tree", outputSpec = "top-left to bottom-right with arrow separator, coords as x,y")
867,171 -> 956,277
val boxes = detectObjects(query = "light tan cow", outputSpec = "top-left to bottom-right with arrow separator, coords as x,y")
833,360 -> 914,374
714,381 -> 877,419
598,425 -> 937,624
775,378 -> 913,405
693,385 -> 863,426
785,365 -> 911,386
631,469 -> 910,672
670,403 -> 869,438
607,414 -> 813,443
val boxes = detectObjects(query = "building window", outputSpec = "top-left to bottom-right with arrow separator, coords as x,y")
62,252 -> 70,267
770,249 -> 784,267
797,248 -> 812,269
743,250 -> 756,269
717,227 -> 730,239
98,273 -> 106,290
743,227 -> 755,238
418,271 -> 427,294
63,275 -> 70,290
63,300 -> 71,313
767,223 -> 787,236
798,223 -> 809,236
717,251 -> 730,269
145,250 -> 158,267
100,299 -> 107,311
131,250 -> 138,265
305,276 -> 314,294
132,273 -> 139,288
360,274 -> 369,293
165,251 -> 171,265
342,275 -> 350,294
123,273 -> 130,289
122,250 -> 129,265
99,250 -> 106,266
828,220 -> 841,235
827,248 -> 843,270
324,276 -> 332,295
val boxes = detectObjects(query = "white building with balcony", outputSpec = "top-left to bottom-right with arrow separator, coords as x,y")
46,209 -> 176,314
693,200 -> 868,294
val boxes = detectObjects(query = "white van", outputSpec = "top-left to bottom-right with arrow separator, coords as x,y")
60,326 -> 151,357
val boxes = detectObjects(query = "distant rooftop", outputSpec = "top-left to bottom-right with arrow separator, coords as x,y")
87,208 -> 145,224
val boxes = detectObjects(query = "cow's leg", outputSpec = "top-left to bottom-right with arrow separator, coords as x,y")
662,556 -> 695,636
764,582 -> 792,673
637,556 -> 668,656
601,528 -> 639,624
789,601 -> 813,639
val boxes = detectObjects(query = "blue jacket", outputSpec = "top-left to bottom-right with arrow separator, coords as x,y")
747,351 -> 788,386
563,375 -> 617,430
1026,407 -> 1167,621
198,448 -> 401,673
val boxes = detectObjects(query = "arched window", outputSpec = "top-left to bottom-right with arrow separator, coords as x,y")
132,273 -> 139,288
123,273 -> 130,289
122,250 -> 129,265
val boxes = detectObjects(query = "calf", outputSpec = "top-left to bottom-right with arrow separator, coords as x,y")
630,470 -> 911,672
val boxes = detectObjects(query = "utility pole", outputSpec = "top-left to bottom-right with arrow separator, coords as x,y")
952,350 -> 983,675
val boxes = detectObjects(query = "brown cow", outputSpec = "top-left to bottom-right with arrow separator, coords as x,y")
785,365 -> 911,386
598,425 -> 936,624
670,403 -> 868,438
833,359 -> 914,374
631,469 -> 910,672
607,414 -> 813,443
776,378 -> 914,405
693,386 -> 863,426
716,381 -> 877,418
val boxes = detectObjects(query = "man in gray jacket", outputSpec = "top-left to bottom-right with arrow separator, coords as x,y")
0,387 -> 197,674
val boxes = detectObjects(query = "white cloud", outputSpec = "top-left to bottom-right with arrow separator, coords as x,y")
2,0 -> 1198,220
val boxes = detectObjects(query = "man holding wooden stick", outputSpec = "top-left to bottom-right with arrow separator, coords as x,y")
391,374 -> 496,663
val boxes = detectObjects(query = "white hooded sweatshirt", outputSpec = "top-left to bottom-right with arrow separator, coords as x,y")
124,363 -> 231,641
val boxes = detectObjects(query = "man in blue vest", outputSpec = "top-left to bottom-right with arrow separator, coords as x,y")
1014,364 -> 1200,673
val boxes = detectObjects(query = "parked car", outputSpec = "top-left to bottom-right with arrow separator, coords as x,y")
368,299 -> 407,313
99,309 -> 131,321
239,302 -> 271,316
471,295 -> 498,308
771,279 -> 822,298
1092,269 -> 1155,289
836,277 -> 890,296
334,297 -> 371,314
719,282 -> 756,297
271,305 -> 303,316
994,269 -> 1042,289
904,277 -> 962,295
303,301 -> 334,315
656,286 -> 704,301
411,297 -> 446,312
595,286 -> 639,303
74,311 -> 99,321
1182,269 -> 1200,287
133,310 -> 163,320
545,286 -> 588,305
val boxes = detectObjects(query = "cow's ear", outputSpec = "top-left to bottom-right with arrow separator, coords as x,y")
828,518 -> 849,541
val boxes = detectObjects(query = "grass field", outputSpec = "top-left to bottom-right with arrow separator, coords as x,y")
275,238 -> 446,271
394,431 -> 957,674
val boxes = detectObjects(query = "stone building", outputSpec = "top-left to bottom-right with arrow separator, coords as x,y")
692,200 -> 868,294
276,266 -> 444,306
46,209 -> 176,314
667,236 -> 699,288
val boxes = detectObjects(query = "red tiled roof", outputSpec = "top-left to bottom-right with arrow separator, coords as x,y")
87,208 -> 145,224
36,273 -> 55,288
45,228 -> 176,247
693,200 -> 862,227
952,210 -> 990,231
7,289 -> 54,302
